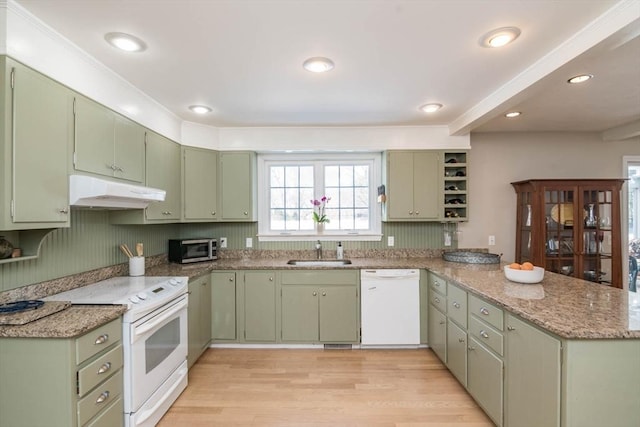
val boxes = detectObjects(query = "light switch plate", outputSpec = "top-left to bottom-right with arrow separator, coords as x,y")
488,235 -> 496,246
388,236 -> 395,247
245,237 -> 253,248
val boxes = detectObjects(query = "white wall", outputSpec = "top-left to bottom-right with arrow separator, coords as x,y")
460,132 -> 640,261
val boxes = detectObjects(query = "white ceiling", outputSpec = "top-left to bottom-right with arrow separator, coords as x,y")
12,0 -> 640,135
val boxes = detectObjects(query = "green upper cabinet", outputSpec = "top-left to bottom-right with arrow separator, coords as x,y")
183,146 -> 218,221
384,151 -> 440,221
0,57 -> 71,230
219,151 -> 257,221
110,131 -> 181,224
73,94 -> 145,183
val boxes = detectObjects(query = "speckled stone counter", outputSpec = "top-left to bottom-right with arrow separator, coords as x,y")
144,255 -> 640,340
0,305 -> 127,338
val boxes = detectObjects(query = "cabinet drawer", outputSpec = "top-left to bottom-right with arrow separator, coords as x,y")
469,316 -> 503,356
430,274 -> 447,296
430,292 -> 447,314
77,371 -> 122,426
468,294 -> 503,331
85,396 -> 123,427
78,344 -> 123,397
447,284 -> 467,328
76,319 -> 122,364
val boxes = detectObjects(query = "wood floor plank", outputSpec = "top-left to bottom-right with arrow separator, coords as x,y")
158,348 -> 495,427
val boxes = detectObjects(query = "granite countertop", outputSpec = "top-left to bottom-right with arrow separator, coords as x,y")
0,304 -> 127,338
144,256 -> 640,340
2,251 -> 638,340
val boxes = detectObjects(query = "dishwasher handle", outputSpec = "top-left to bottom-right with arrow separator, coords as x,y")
361,269 -> 419,279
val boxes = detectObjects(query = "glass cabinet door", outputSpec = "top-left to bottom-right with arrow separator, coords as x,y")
518,190 -> 533,261
544,188 -> 576,277
581,189 -> 614,285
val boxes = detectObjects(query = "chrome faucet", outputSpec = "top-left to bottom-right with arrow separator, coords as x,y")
315,240 -> 322,260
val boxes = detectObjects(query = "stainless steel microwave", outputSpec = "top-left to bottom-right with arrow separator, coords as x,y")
168,238 -> 217,264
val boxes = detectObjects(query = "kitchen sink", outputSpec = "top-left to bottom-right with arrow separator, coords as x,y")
286,259 -> 352,266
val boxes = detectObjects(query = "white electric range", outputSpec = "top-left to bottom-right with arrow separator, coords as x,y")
46,275 -> 189,427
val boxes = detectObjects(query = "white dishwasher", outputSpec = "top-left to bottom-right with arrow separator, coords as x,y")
360,269 -> 420,346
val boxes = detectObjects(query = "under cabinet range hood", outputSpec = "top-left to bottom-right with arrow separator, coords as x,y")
69,175 -> 166,209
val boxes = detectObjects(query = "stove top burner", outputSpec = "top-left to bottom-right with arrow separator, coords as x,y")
0,300 -> 45,314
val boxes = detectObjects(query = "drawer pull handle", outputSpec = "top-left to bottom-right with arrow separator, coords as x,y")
434,297 -> 440,303
507,326 -> 516,331
95,391 -> 110,404
480,330 -> 489,339
94,334 -> 109,345
439,320 -> 445,325
458,338 -> 465,343
480,307 -> 490,316
453,302 -> 461,309
435,282 -> 441,287
97,362 -> 111,375
468,346 -> 476,351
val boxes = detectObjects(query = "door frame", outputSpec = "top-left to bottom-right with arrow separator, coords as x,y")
622,156 -> 640,291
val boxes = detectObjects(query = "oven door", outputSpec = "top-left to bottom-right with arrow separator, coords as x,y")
125,294 -> 188,413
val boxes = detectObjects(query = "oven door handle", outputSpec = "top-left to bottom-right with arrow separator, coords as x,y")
135,362 -> 189,425
132,297 -> 188,342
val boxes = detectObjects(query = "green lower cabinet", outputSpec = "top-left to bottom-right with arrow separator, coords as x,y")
211,271 -> 237,341
428,305 -> 447,363
505,313 -> 561,427
467,337 -> 503,426
446,319 -> 467,387
244,271 -> 277,342
419,270 -> 429,344
280,270 -> 359,344
187,274 -> 212,368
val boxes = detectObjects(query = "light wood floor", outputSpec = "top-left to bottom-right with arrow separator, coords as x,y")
158,348 -> 494,427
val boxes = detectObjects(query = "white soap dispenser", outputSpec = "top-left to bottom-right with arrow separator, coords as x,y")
336,241 -> 344,260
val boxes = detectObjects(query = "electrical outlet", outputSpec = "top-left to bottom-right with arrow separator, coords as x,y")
245,237 -> 253,248
488,235 -> 496,246
444,232 -> 452,246
219,237 -> 227,248
388,236 -> 395,247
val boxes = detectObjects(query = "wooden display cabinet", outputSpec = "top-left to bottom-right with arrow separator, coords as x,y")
511,179 -> 624,288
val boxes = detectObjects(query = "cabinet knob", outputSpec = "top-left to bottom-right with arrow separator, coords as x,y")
480,330 -> 489,339
453,302 -> 461,309
269,277 -> 273,281
162,211 -> 172,215
58,208 -> 69,214
94,334 -> 109,345
458,338 -> 465,343
507,326 -> 516,331
95,391 -> 110,404
312,291 -> 317,296
211,211 -> 216,216
243,211 -> 248,216
229,277 -> 234,282
97,362 -> 111,375
415,211 -> 420,215
322,292 -> 327,296
434,297 -> 440,303
408,210 -> 413,215
468,346 -> 476,351
480,307 -> 490,316
439,320 -> 445,325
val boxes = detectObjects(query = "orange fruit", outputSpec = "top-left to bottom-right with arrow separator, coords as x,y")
509,263 -> 521,270
521,262 -> 534,271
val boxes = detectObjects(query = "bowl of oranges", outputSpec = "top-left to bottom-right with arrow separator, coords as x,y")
504,262 -> 545,284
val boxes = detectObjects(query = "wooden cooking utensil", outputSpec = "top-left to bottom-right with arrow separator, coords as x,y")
136,243 -> 143,257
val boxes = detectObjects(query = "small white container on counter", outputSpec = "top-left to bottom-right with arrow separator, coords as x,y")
129,256 -> 145,276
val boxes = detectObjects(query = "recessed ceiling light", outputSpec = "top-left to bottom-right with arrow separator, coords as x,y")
303,57 -> 335,73
505,111 -> 522,118
104,32 -> 147,52
480,27 -> 521,48
567,74 -> 593,84
419,103 -> 443,113
189,105 -> 212,114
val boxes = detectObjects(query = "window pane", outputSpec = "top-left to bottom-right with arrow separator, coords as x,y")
300,166 -> 314,187
270,209 -> 285,230
271,166 -> 284,187
325,166 -> 339,187
340,209 -> 355,229
340,188 -> 354,208
285,188 -> 299,209
301,188 -> 314,208
285,166 -> 299,187
301,209 -> 314,230
271,188 -> 284,208
340,166 -> 354,186
355,187 -> 368,208
354,165 -> 369,186
355,208 -> 369,229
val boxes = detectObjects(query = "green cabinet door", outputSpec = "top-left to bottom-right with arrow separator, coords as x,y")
187,274 -> 212,368
447,319 -> 467,387
505,314 -> 561,427
419,270 -> 429,344
319,285 -> 358,342
428,305 -> 447,363
113,115 -> 145,183
74,95 -> 115,178
281,285 -> 319,342
183,147 -> 218,221
211,272 -> 237,340
144,131 -> 181,221
10,59 -> 71,225
220,152 -> 256,221
412,151 -> 440,219
387,151 -> 415,219
468,337 -> 503,426
244,271 -> 277,342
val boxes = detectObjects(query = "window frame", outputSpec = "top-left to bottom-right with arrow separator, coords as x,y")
257,152 -> 383,241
